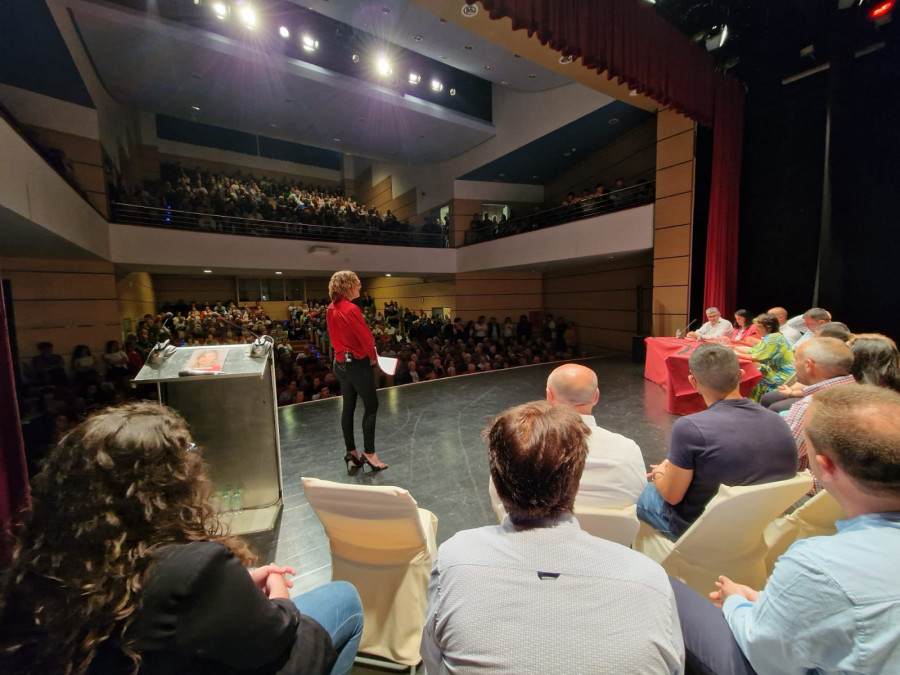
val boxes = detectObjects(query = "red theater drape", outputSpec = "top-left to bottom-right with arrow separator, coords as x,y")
0,273 -> 29,566
473,0 -> 744,312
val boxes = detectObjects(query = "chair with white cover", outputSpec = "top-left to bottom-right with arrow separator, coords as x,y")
301,477 -> 438,674
764,489 -> 844,574
489,478 -> 639,547
633,472 -> 814,595
574,504 -> 640,547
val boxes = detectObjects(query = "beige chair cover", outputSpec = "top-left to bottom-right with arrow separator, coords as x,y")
763,489 -> 844,574
301,477 -> 438,667
633,472 -> 814,595
489,478 -> 639,546
574,504 -> 640,547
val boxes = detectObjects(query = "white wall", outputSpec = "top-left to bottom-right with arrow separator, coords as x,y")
0,84 -> 99,140
371,82 -> 617,213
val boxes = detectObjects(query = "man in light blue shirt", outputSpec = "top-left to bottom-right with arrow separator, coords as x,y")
671,384 -> 900,674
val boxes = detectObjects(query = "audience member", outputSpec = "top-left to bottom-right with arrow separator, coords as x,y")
849,333 -> 900,392
672,384 -> 900,675
545,363 -> 646,507
637,344 -> 797,540
422,401 -> 684,674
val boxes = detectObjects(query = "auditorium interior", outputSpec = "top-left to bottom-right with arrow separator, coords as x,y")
1,0 -> 899,672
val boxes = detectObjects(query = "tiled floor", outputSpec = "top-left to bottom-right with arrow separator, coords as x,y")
242,356 -> 678,673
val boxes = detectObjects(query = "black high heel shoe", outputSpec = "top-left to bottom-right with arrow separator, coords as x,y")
362,453 -> 388,472
343,451 -> 363,473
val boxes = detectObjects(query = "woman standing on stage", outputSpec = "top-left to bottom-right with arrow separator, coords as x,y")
326,270 -> 388,472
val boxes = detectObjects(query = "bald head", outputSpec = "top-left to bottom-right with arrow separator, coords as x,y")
546,363 -> 599,414
768,307 -> 788,324
794,337 -> 853,386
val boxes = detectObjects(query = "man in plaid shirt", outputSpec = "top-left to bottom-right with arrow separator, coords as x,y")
785,337 -> 856,493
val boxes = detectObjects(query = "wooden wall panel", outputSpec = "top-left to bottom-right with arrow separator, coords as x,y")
655,193 -> 693,229
654,224 -> 691,258
651,108 -> 695,338
116,271 -> 156,327
2,257 -> 121,373
543,254 -> 653,356
151,275 -> 236,304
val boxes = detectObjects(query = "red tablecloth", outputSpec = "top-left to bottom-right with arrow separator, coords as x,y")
644,337 -> 762,415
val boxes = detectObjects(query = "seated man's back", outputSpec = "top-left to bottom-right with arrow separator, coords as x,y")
425,516 -> 683,674
576,422 -> 647,509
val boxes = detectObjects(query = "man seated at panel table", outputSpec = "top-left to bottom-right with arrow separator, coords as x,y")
671,384 -> 900,675
637,344 -> 798,541
767,306 -> 803,345
686,307 -> 733,340
422,402 -> 684,674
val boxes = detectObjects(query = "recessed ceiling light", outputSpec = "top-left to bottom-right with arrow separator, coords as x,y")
203,269 -> 213,274
275,271 -> 283,275
351,54 -> 360,63
629,89 -> 638,97
279,26 -> 290,38
608,118 -> 620,125
385,273 -> 392,277
191,105 -> 200,111
559,55 -> 574,64
449,88 -> 456,96
270,123 -> 278,127
212,2 -> 227,19
302,35 -> 319,52
461,4 -> 478,17
430,80 -> 443,92
408,72 -> 421,85
483,65 -> 492,70
414,35 -> 424,42
334,137 -> 341,142
500,80 -> 508,85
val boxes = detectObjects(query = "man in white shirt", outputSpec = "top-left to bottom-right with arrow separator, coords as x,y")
546,363 -> 647,507
686,307 -> 733,340
768,306 -> 803,345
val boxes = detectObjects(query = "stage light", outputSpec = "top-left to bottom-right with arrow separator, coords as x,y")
212,2 -> 228,20
302,35 -> 318,52
376,52 -> 392,76
869,0 -> 895,20
431,79 -> 443,92
279,26 -> 290,38
351,53 -> 360,63
449,88 -> 456,96
408,72 -> 421,85
239,5 -> 256,29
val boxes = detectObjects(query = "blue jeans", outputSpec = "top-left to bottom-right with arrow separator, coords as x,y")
636,483 -> 679,542
293,581 -> 364,675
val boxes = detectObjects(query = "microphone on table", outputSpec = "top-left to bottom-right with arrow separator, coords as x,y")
148,313 -> 177,365
677,319 -> 698,339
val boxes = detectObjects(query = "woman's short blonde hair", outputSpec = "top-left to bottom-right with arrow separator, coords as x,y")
328,270 -> 360,301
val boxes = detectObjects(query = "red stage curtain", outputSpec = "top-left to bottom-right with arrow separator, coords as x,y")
474,0 -> 744,311
0,272 -> 29,567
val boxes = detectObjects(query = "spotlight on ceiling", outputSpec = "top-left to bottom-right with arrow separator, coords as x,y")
302,35 -> 319,52
212,1 -> 228,20
376,52 -> 392,76
279,26 -> 290,38
239,5 -> 256,29
408,72 -> 421,85
351,53 -> 360,63
449,88 -> 457,96
701,24 -> 729,51
431,79 -> 443,92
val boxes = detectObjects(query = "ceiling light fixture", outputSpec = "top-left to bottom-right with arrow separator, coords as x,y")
351,54 -> 360,63
449,88 -> 457,96
376,52 -> 392,76
212,2 -> 228,19
203,269 -> 213,274
414,35 -> 424,42
408,72 -> 421,85
302,35 -> 319,52
239,5 -> 256,29
431,79 -> 443,92
191,105 -> 200,111
559,55 -> 574,64
385,273 -> 392,277
279,26 -> 290,38
275,271 -> 282,275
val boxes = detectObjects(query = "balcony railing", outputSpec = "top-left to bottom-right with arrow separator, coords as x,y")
111,203 -> 448,248
464,182 -> 655,246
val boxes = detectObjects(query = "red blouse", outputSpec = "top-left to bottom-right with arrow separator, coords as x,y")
326,297 -> 377,363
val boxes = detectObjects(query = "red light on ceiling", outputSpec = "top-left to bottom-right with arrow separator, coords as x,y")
869,0 -> 895,19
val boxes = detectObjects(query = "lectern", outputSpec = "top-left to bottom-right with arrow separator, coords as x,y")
134,343 -> 282,534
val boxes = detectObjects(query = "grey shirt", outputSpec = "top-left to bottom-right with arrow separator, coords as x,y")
421,514 -> 684,674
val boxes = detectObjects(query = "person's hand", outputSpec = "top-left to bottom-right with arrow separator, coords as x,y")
647,460 -> 667,480
777,384 -> 793,396
249,563 -> 295,591
264,571 -> 291,600
709,575 -> 759,608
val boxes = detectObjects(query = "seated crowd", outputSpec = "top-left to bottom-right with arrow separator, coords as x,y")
114,165 -> 446,245
6,300 -> 899,674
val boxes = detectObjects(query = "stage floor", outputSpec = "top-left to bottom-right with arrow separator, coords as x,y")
243,356 -> 677,600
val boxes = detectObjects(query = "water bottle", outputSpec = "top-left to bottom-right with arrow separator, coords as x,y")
232,489 -> 244,516
221,486 -> 233,516
675,329 -> 682,339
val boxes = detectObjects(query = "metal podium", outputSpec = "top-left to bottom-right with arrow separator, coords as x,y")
135,343 -> 282,534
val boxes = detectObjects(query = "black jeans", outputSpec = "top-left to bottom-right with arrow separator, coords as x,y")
333,357 -> 379,455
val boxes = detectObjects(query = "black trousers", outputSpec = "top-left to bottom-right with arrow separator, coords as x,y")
333,357 -> 379,455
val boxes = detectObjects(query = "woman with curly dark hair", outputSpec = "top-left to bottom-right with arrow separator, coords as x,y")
0,402 -> 362,675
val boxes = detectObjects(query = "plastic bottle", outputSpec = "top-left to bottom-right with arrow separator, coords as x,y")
221,486 -> 233,516
675,328 -> 682,339
232,489 -> 244,516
